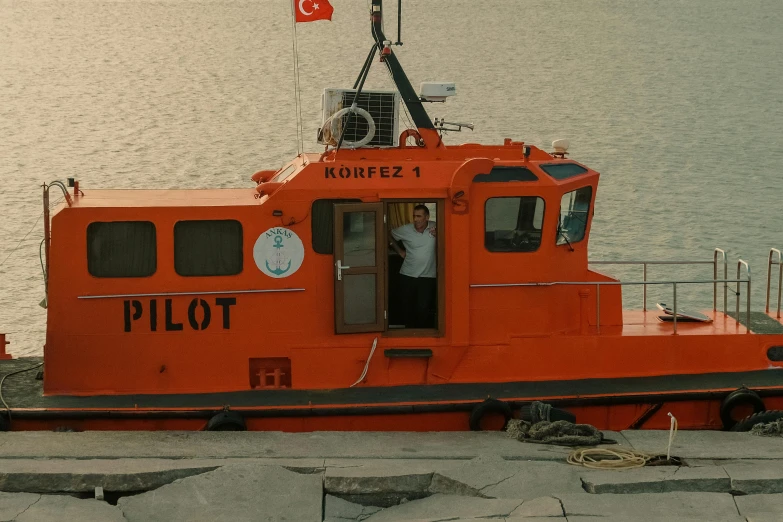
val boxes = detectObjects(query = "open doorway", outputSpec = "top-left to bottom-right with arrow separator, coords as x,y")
386,201 -> 440,332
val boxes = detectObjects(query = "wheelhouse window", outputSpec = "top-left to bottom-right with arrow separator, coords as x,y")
311,198 -> 362,254
174,220 -> 243,276
485,197 -> 545,252
540,163 -> 588,180
87,221 -> 156,278
473,166 -> 538,183
556,187 -> 592,246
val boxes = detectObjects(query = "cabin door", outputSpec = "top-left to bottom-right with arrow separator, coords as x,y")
333,203 -> 386,333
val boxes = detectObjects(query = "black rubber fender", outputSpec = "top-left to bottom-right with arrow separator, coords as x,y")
730,410 -> 783,432
720,387 -> 765,430
0,414 -> 8,432
206,411 -> 246,431
469,398 -> 512,431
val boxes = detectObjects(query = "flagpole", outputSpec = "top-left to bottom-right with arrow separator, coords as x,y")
289,0 -> 303,155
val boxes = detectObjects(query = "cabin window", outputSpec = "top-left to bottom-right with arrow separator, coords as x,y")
473,166 -> 538,183
311,198 -> 362,254
540,163 -> 588,180
174,220 -> 243,276
87,221 -> 157,278
556,186 -> 592,245
485,197 -> 545,252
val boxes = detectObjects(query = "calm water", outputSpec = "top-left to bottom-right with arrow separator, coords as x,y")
1,0 -> 782,356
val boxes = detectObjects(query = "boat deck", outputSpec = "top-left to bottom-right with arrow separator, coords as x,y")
620,310 -> 783,336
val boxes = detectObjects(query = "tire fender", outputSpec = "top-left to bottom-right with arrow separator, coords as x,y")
206,411 -> 246,432
720,387 -> 765,430
469,398 -> 512,431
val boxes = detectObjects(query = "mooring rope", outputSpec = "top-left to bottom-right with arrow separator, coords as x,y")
0,362 -> 43,421
567,447 -> 654,470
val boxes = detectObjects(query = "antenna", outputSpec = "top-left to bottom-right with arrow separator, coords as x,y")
396,0 -> 402,46
371,0 -> 433,130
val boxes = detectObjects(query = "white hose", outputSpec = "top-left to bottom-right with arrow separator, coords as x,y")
350,337 -> 378,387
667,412 -> 678,461
321,105 -> 376,149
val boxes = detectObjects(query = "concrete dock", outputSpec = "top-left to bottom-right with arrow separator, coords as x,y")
0,430 -> 781,521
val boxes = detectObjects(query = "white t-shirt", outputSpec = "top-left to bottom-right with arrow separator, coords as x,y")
391,221 -> 436,278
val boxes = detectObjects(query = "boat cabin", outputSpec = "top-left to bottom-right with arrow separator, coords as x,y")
44,145 -> 620,396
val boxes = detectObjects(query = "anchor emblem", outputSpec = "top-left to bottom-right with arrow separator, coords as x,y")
265,235 -> 292,276
254,227 -> 304,278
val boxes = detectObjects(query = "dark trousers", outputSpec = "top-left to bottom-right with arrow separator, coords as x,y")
400,275 -> 436,329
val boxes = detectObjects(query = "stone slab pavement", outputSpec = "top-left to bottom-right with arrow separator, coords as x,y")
118,464 -> 323,522
0,430 -> 629,460
0,429 -> 780,521
0,491 -> 126,522
621,430 -> 783,460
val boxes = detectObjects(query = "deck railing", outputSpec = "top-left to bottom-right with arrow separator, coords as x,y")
736,259 -> 751,329
471,248 -> 752,334
588,248 -> 729,313
767,248 -> 782,319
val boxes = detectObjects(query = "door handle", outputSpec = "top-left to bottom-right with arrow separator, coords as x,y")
336,260 -> 351,281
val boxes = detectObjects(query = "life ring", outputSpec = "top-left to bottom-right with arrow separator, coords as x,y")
720,387 -> 765,430
205,411 -> 246,431
469,398 -> 513,431
321,106 -> 376,148
730,410 -> 783,432
399,129 -> 425,147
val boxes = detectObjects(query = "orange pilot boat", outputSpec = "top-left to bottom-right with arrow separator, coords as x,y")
2,0 -> 783,433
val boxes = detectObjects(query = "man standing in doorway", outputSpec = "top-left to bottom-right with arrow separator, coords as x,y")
390,204 -> 436,329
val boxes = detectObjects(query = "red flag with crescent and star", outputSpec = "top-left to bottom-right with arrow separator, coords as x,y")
294,0 -> 333,22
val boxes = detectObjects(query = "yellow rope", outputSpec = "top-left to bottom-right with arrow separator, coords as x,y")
567,447 -> 654,470
569,413 -> 679,470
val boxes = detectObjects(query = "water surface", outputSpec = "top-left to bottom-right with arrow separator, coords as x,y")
1,0 -> 782,355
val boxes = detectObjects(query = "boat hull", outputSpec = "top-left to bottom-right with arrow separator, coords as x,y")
4,358 -> 782,431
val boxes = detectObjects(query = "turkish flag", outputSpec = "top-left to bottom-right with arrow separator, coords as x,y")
294,0 -> 334,23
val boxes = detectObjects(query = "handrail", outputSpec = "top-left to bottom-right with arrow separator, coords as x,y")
713,248 -> 727,313
672,282 -> 678,333
736,260 -> 751,331
471,277 -> 750,334
471,279 -> 748,288
767,248 -> 782,318
590,254 -> 720,312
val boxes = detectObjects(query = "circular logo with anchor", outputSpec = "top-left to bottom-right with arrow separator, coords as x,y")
253,227 -> 304,278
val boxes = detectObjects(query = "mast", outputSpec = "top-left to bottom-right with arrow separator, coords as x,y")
371,0 -> 434,131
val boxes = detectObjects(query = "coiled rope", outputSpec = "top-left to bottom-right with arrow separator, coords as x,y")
567,412 -> 679,470
567,447 -> 654,469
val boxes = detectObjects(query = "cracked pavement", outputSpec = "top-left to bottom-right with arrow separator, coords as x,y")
0,430 -> 780,520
